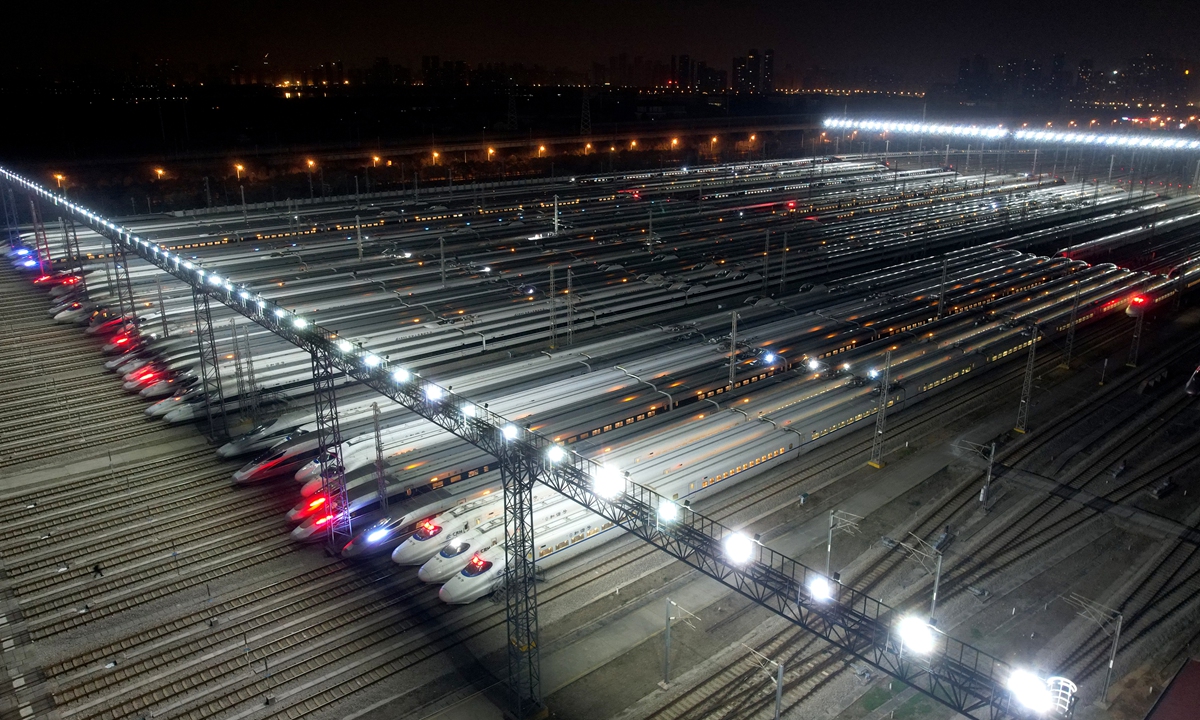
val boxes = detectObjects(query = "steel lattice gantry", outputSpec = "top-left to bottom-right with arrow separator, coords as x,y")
2,168 -> 1058,720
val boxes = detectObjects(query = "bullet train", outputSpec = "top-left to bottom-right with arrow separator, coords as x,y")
429,259 -> 1154,603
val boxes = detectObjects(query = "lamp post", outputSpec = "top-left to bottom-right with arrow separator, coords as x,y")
235,164 -> 244,181
306,159 -> 315,199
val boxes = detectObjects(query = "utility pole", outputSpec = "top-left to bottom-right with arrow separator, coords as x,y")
981,442 -> 996,509
240,185 -> 248,226
1014,327 -> 1039,433
728,311 -> 739,387
779,233 -> 788,294
647,207 -> 653,252
156,278 -> 170,338
929,552 -> 944,620
240,326 -> 258,423
1127,310 -> 1145,367
868,350 -> 893,468
936,256 -> 949,318
762,230 -> 770,293
439,237 -> 446,289
553,195 -> 560,235
660,598 -> 672,689
1061,283 -> 1080,369
231,320 -> 249,424
825,510 -> 862,576
1064,594 -> 1122,708
566,267 -> 575,346
660,598 -> 700,690
549,265 -> 557,349
355,215 -> 363,261
373,402 -> 388,510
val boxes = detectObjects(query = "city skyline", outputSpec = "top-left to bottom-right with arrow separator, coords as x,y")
7,0 -> 1199,83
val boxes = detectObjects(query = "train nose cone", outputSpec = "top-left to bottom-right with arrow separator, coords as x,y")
232,463 -> 261,484
438,584 -> 464,604
216,441 -> 243,459
294,462 -> 322,484
290,522 -> 321,541
164,405 -> 197,423
418,560 -> 456,584
390,540 -> 425,565
140,381 -> 174,398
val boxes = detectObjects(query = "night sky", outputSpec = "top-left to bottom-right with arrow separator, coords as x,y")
10,0 -> 1199,81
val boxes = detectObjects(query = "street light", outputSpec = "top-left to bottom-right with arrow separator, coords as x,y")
630,140 -> 637,149
372,156 -> 380,167
1007,669 -> 1054,714
896,616 -> 935,654
488,147 -> 495,161
154,168 -> 165,180
807,575 -> 833,601
432,151 -> 440,164
591,465 -> 624,498
538,145 -> 546,156
53,174 -> 64,188
724,532 -> 754,563
750,134 -> 757,142
585,142 -> 592,154
671,138 -> 679,148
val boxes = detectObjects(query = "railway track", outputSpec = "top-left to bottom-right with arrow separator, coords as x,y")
635,319 -> 1200,719
0,248 -> 1192,720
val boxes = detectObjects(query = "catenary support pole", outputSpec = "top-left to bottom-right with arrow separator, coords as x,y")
868,350 -> 893,468
930,552 -> 944,620
661,598 -> 672,688
728,311 -> 739,387
1102,614 -> 1123,706
1127,312 -> 1145,368
1014,327 -> 1039,433
373,402 -> 388,510
779,232 -> 788,294
936,256 -> 949,318
1062,284 -> 1080,368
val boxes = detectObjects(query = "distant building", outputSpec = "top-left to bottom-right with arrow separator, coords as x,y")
731,48 -> 773,93
732,56 -> 748,93
747,49 -> 761,93
761,49 -> 775,93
